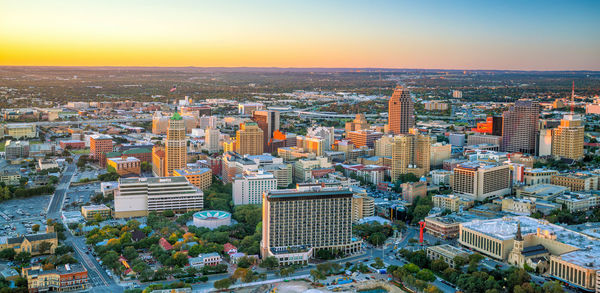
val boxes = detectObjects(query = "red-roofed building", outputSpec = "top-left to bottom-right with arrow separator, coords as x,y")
224,243 -> 238,255
159,238 -> 173,250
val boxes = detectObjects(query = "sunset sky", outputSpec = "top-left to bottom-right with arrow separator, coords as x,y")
1,0 -> 599,70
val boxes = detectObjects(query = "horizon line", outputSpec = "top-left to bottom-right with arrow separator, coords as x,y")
0,65 -> 599,73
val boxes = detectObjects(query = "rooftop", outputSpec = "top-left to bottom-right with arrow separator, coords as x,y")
119,176 -> 189,185
461,216 -> 600,270
174,168 -> 211,176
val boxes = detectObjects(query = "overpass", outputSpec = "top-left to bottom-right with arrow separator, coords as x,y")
5,118 -> 152,127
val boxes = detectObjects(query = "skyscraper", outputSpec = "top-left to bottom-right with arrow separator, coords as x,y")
390,131 -> 431,179
236,122 -> 264,156
252,110 -> 280,151
165,111 -> 187,176
387,86 -> 414,134
501,100 -> 540,154
204,127 -> 220,154
552,114 -> 584,160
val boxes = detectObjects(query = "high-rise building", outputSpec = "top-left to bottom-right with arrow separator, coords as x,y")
451,161 -> 511,201
345,114 -> 370,133
551,114 -> 584,160
296,135 -> 326,156
252,110 -> 280,150
307,126 -> 335,151
165,112 -> 187,176
347,130 -> 383,148
204,127 -> 220,154
430,143 -> 452,168
114,177 -> 203,218
501,100 -> 540,154
236,122 -> 264,156
232,170 -> 277,205
387,86 -> 414,134
374,135 -> 394,157
452,90 -> 463,98
390,132 -> 431,179
90,135 -> 113,160
261,186 -> 362,265
221,152 -> 259,183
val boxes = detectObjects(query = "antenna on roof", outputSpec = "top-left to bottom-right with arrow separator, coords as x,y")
571,81 -> 575,115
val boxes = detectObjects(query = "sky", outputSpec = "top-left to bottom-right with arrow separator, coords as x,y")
1,0 -> 599,70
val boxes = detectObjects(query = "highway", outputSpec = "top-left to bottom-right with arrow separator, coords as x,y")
7,118 -> 152,127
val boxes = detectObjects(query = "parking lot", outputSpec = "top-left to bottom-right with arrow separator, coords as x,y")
72,169 -> 106,183
63,183 -> 101,211
0,195 -> 50,237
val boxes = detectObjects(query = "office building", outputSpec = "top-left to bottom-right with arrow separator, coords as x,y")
424,101 -> 448,111
467,134 -> 502,146
430,143 -> 451,168
523,169 -> 558,186
204,127 -> 220,154
4,140 -> 29,160
452,90 -> 463,98
173,168 -> 212,190
261,187 -> 362,265
233,170 -> 277,205
252,110 -> 280,150
345,114 -> 370,133
165,112 -> 188,176
459,216 -> 600,292
472,117 -> 503,136
89,135 -> 113,160
374,135 -> 394,157
238,102 -> 263,115
500,197 -> 536,215
107,157 -> 141,176
277,146 -> 316,161
152,146 -> 166,177
387,86 -> 414,134
449,133 -> 466,147
0,172 -> 20,185
401,181 -> 427,204
451,161 -> 511,201
293,157 -> 333,183
3,123 -> 36,138
347,130 -> 383,148
427,245 -> 472,268
501,100 -> 540,154
516,184 -> 568,201
555,192 -> 600,212
221,151 -> 259,183
552,114 -> 584,160
152,111 -> 195,134
114,177 -> 203,218
262,163 -> 293,188
430,169 -> 452,185
296,135 -> 326,156
551,173 -> 599,191
24,264 -> 88,292
236,122 -> 264,156
538,128 -> 553,156
390,132 -> 431,179
432,194 -> 474,212
351,191 -> 375,223
81,204 -> 111,221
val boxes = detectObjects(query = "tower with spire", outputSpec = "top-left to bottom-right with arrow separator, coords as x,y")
165,108 -> 187,176
509,221 -> 525,266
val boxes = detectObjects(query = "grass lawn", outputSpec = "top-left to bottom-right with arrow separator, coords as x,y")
71,149 -> 90,154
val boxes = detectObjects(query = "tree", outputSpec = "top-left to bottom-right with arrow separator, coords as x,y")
0,248 -> 16,260
542,281 -> 564,293
416,269 -> 436,282
373,257 -> 384,269
453,255 -> 468,268
310,269 -> 325,283
279,266 -> 295,277
236,256 -> 253,268
122,246 -> 138,261
370,232 -> 386,246
430,258 -> 449,273
214,278 -> 232,289
101,251 -> 120,270
15,252 -> 31,264
38,241 -> 53,254
259,256 -> 279,270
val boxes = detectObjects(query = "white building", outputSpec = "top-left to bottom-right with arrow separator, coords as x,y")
204,128 -> 220,154
430,170 -> 452,185
233,170 -> 277,205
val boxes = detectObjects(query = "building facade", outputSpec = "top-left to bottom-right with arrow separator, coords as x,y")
232,170 -> 277,205
387,86 -> 414,135
551,114 -> 584,160
501,100 -> 540,154
236,122 -> 264,156
165,112 -> 188,176
451,162 -> 511,201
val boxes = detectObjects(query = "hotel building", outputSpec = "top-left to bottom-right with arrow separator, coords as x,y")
451,161 -> 511,201
261,186 -> 362,265
233,170 -> 277,205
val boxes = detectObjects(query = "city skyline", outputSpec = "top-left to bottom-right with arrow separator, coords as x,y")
1,0 -> 599,70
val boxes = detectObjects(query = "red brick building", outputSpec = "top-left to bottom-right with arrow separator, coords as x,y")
90,135 -> 113,160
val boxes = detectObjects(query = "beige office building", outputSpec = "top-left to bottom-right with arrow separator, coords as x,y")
430,143 -> 451,168
451,161 -> 510,201
552,114 -> 584,160
432,194 -> 474,212
114,177 -> 203,218
236,122 -> 264,156
261,187 -> 362,265
523,169 -> 558,186
551,173 -> 599,191
165,112 -> 188,176
390,132 -> 431,179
